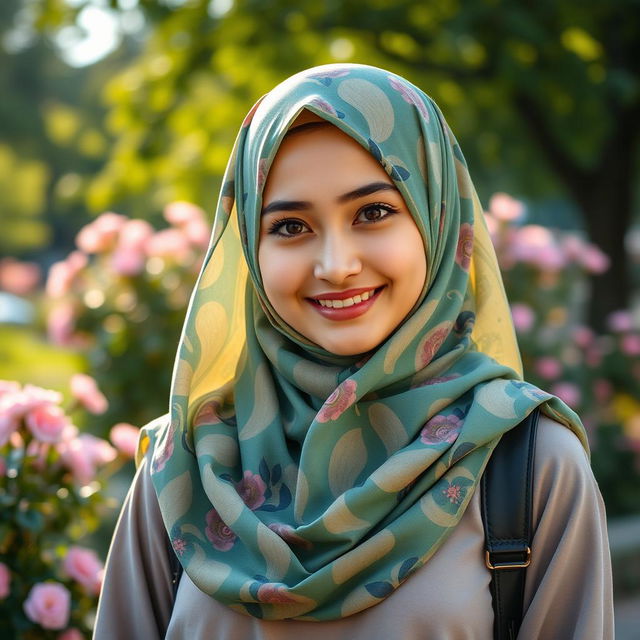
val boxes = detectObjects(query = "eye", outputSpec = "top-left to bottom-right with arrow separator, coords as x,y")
355,203 -> 399,224
267,218 -> 310,238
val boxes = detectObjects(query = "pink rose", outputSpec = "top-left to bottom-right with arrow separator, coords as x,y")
23,582 -> 71,630
76,212 -> 126,253
109,423 -> 140,458
70,374 -> 108,415
420,414 -> 463,445
235,471 -> 266,510
110,247 -> 146,276
455,223 -> 474,271
205,509 -> 237,551
534,356 -> 562,380
0,562 -> 10,599
0,380 -> 21,396
621,334 -> 640,356
47,302 -> 77,346
572,325 -> 595,349
579,245 -> 610,274
145,229 -> 191,261
63,546 -> 103,595
0,412 -> 19,447
58,628 -> 84,640
25,404 -> 69,443
58,434 -> 116,484
183,218 -> 211,249
316,379 -> 358,423
0,258 -> 41,296
607,310 -> 634,333
163,201 -> 206,227
551,382 -> 581,408
488,193 -> 524,222
510,303 -> 535,333
46,252 -> 87,298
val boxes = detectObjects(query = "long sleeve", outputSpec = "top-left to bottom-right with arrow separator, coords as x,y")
93,456 -> 174,640
518,417 -> 614,639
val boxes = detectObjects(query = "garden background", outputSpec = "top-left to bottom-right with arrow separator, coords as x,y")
1,0 -> 639,637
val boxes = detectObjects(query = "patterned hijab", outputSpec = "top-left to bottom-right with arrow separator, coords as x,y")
140,63 -> 587,621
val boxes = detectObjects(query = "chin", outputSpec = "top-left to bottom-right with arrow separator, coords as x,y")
317,337 -> 382,357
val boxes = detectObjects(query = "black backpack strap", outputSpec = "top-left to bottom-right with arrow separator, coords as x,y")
165,533 -> 183,600
481,407 -> 540,640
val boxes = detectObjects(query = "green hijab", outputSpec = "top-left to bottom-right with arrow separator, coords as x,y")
140,63 -> 587,621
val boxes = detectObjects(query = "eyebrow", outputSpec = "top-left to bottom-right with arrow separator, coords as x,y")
261,181 -> 398,216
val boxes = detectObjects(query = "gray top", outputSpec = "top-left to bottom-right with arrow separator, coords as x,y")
94,416 -> 614,639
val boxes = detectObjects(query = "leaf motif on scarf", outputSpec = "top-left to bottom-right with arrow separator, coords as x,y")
196,433 -> 239,466
200,242 -> 225,288
294,469 -> 309,524
323,494 -> 370,534
172,358 -> 193,397
329,428 -> 367,497
238,362 -> 278,440
202,465 -> 244,525
332,529 -> 395,585
419,490 -> 460,528
257,523 -> 291,581
455,156 -> 474,199
158,470 -> 192,530
416,135 -> 428,183
337,78 -> 394,143
383,299 -> 438,374
369,450 -> 429,493
192,301 -> 229,391
368,403 -> 407,455
185,543 -> 231,594
475,379 -> 519,419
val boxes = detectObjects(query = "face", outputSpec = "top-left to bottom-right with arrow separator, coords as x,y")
258,116 -> 427,356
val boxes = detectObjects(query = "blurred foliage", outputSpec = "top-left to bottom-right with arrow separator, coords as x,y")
25,0 -> 640,326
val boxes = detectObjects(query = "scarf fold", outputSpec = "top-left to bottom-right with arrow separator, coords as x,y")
139,63 -> 587,621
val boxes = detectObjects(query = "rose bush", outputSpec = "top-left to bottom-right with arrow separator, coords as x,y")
44,202 -> 209,434
485,194 -> 640,514
0,377 -> 139,638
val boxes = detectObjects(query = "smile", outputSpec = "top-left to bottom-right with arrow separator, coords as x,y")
316,288 -> 377,308
307,286 -> 385,321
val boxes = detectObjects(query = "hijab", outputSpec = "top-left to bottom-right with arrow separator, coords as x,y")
139,63 -> 587,621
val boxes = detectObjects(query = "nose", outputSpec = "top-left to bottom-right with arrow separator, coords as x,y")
313,231 -> 362,284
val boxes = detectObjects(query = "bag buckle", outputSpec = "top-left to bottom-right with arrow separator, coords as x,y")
485,546 -> 531,570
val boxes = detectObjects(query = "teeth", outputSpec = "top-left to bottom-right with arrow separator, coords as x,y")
317,289 -> 377,308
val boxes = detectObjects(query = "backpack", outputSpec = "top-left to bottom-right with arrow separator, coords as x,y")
167,408 -> 540,640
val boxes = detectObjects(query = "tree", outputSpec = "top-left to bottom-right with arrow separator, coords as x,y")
30,0 -> 640,327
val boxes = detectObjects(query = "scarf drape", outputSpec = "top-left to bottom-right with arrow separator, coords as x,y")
139,63 -> 587,621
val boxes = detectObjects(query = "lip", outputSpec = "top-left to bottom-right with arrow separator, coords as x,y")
307,286 -> 385,321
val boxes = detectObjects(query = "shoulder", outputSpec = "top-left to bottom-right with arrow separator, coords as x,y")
530,412 -> 601,527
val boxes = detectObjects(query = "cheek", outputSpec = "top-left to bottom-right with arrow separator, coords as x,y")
258,244 -> 305,305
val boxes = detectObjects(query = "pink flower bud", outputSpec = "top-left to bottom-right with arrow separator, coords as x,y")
23,582 -> 71,630
551,382 -> 582,408
621,334 -> 640,356
0,562 -> 10,599
607,310 -> 634,333
163,201 -> 206,227
110,247 -> 146,276
76,212 -> 126,254
183,218 -> 211,249
25,404 -> 69,443
46,261 -> 76,298
510,303 -> 535,333
70,374 -> 108,415
118,219 -> 154,250
63,546 -> 104,595
47,303 -> 77,346
109,423 -> 140,459
579,245 -> 610,274
488,193 -> 525,222
0,258 -> 41,296
534,357 -> 563,380
145,229 -> 191,262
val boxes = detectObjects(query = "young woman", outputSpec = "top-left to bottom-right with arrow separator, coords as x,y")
94,64 -> 613,639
